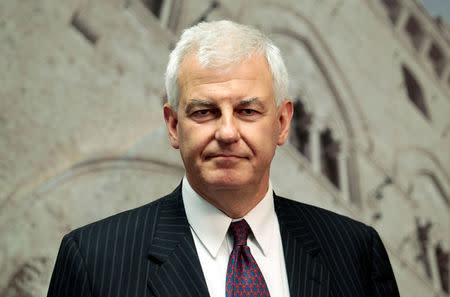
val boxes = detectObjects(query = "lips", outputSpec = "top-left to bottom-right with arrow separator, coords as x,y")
205,153 -> 247,160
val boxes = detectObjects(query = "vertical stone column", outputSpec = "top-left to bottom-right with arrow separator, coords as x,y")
417,35 -> 431,57
428,236 -> 444,292
440,63 -> 450,84
395,7 -> 409,31
310,122 -> 322,175
338,146 -> 350,201
160,0 -> 174,28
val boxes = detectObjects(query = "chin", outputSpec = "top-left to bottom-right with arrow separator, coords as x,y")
203,172 -> 251,190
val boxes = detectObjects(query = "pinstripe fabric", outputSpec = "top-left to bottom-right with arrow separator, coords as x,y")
47,184 -> 208,297
275,196 -> 399,297
147,190 -> 209,297
48,184 -> 399,297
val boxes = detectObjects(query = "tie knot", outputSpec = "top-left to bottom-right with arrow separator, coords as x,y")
229,220 -> 250,247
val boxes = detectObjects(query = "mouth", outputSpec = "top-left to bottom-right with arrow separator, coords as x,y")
205,154 -> 247,160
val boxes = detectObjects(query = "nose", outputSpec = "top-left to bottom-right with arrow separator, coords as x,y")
215,112 -> 240,144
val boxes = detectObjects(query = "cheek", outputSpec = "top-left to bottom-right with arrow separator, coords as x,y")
259,120 -> 279,141
262,124 -> 280,155
246,126 -> 277,154
178,125 -> 209,157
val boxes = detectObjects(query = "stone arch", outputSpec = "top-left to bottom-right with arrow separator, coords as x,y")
237,2 -> 372,153
393,147 -> 449,207
322,112 -> 349,144
417,171 -> 449,207
393,148 -> 449,291
237,3 -> 371,203
0,156 -> 184,295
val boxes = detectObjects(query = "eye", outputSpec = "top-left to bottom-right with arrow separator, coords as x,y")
195,110 -> 211,115
238,109 -> 258,116
190,109 -> 219,120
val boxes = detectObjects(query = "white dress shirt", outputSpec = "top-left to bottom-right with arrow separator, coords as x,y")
182,177 -> 290,297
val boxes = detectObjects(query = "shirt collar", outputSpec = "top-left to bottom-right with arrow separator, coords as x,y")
182,176 -> 275,258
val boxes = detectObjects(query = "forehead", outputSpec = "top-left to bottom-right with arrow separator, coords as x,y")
177,52 -> 273,102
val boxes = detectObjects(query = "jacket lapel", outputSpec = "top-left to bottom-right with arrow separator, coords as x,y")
275,195 -> 331,297
146,187 -> 331,297
147,185 -> 210,297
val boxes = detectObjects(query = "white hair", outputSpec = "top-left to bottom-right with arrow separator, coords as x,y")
165,20 -> 289,110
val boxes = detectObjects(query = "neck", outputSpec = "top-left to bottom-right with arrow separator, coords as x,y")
188,180 -> 269,219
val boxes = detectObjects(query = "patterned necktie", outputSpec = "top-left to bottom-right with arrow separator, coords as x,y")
226,220 -> 270,297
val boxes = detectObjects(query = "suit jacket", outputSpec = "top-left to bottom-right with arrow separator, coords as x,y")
47,184 -> 400,297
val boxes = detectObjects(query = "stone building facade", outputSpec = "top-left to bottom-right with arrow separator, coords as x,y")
0,0 -> 449,296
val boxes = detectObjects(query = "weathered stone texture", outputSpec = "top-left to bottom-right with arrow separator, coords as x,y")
1,0 -> 449,296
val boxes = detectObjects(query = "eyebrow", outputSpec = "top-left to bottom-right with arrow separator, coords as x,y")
236,97 -> 263,109
185,99 -> 217,114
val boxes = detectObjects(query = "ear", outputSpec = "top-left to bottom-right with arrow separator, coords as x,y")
163,103 -> 180,149
276,99 -> 294,146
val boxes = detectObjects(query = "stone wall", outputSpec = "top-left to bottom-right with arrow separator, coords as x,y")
1,0 -> 449,296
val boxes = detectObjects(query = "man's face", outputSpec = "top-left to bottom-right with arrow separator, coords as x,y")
164,53 -> 292,199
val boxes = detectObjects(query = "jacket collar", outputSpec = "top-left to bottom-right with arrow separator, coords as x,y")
147,185 -> 330,297
147,184 -> 210,297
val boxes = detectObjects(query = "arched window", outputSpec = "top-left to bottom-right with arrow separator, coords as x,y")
142,0 -> 163,18
416,218 -> 433,278
271,32 -> 356,200
290,99 -> 312,160
381,0 -> 402,24
320,129 -> 340,189
404,15 -> 424,50
435,243 -> 449,293
141,0 -> 181,31
428,43 -> 446,78
408,171 -> 449,291
402,66 -> 430,119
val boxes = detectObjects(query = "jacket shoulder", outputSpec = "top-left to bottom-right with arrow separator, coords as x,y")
275,195 -> 377,259
49,185 -> 184,296
275,195 -> 370,231
67,185 -> 182,245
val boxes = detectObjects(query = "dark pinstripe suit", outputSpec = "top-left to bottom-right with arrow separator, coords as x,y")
47,184 -> 400,297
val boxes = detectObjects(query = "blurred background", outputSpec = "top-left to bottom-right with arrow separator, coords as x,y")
0,0 -> 449,296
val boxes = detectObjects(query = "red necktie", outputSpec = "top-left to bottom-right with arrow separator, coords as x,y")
226,220 -> 271,297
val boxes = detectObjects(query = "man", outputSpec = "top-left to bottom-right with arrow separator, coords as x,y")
48,20 -> 400,297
